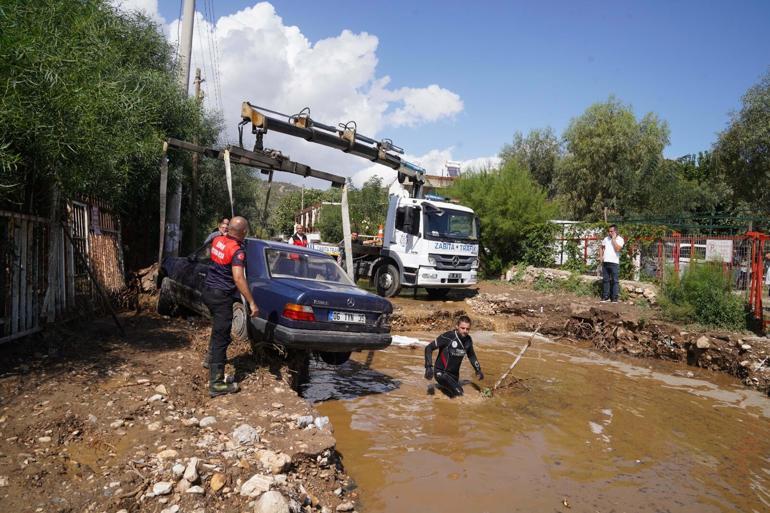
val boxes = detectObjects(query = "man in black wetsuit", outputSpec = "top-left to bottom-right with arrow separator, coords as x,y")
424,315 -> 484,397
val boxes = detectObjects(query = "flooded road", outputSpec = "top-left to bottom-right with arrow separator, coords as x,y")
303,332 -> 770,513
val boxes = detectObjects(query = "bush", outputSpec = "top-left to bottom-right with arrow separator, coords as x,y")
660,262 -> 746,330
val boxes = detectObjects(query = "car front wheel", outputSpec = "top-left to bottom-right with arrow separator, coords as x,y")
157,277 -> 176,316
231,302 -> 250,344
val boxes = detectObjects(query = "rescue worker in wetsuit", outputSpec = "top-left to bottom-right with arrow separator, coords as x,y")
424,315 -> 484,397
202,216 -> 259,398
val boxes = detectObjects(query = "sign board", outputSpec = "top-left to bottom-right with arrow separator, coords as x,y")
705,239 -> 733,263
312,243 -> 340,257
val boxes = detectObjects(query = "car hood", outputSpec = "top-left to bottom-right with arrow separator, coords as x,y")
271,278 -> 392,313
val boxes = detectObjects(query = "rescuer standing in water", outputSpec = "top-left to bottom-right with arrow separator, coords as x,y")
424,315 -> 484,397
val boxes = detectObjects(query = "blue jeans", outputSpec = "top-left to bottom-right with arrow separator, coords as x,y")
602,262 -> 619,301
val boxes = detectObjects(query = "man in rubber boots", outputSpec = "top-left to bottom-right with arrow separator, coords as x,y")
202,216 -> 259,397
424,315 -> 484,397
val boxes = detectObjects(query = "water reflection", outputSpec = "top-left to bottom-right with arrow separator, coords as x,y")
300,358 -> 400,403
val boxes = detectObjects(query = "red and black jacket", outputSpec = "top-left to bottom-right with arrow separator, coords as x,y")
204,235 -> 245,294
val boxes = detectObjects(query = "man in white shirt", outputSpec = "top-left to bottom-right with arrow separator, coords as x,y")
599,224 -> 624,303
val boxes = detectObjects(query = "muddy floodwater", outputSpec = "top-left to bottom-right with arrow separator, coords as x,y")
303,332 -> 770,513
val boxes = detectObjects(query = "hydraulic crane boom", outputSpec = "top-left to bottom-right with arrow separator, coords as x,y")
239,102 -> 426,197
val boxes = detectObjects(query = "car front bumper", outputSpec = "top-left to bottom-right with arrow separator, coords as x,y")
251,318 -> 392,352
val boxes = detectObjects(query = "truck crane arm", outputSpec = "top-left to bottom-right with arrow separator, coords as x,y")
239,102 -> 426,196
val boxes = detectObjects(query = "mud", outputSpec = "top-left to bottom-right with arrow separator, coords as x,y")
0,313 -> 354,513
309,333 -> 770,513
392,284 -> 770,395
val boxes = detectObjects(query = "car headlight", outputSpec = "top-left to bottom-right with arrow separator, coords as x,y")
428,256 -> 436,266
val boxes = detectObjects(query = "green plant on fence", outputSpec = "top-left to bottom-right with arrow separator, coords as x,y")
660,262 -> 746,330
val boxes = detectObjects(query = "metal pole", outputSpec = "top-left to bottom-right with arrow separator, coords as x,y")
341,184 -> 354,281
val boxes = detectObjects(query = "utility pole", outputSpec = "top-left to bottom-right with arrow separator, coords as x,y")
190,68 -> 204,251
163,0 -> 195,258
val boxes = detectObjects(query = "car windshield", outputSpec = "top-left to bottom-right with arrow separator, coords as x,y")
424,207 -> 479,242
266,249 -> 354,285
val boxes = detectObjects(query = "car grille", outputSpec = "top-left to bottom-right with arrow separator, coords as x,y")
429,253 -> 475,271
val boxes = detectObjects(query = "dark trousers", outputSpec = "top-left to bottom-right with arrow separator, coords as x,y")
435,370 -> 464,398
602,262 -> 620,301
202,287 -> 236,367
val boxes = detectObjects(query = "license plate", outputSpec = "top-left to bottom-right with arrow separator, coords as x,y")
448,273 -> 462,279
328,311 -> 366,324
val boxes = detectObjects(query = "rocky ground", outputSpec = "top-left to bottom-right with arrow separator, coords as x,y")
0,312 -> 359,513
1,276 -> 769,513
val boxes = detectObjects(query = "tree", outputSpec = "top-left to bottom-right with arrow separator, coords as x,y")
0,0 -> 202,212
714,69 -> 770,215
556,97 -> 670,220
449,161 -> 557,275
499,128 -> 561,197
316,178 -> 388,243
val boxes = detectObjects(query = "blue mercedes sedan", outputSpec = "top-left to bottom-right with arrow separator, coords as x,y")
158,239 -> 393,370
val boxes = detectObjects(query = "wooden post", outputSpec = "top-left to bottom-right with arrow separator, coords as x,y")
190,68 -> 203,250
341,183 -> 354,281
158,141 -> 168,267
43,188 -> 61,323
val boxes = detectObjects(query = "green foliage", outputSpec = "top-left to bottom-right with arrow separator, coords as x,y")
449,160 -> 557,276
499,128 -> 561,198
714,69 -> 770,216
272,177 -> 388,242
532,272 -> 599,297
521,223 -> 559,267
0,0 -> 201,209
556,96 -> 670,220
660,262 -> 747,330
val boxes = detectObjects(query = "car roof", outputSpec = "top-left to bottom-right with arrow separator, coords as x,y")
246,238 -> 332,258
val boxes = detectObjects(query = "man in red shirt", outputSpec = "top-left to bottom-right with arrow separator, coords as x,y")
203,216 -> 259,397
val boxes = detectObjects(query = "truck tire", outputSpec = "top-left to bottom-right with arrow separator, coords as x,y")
426,288 -> 450,299
375,263 -> 401,297
231,302 -> 249,344
157,277 -> 176,316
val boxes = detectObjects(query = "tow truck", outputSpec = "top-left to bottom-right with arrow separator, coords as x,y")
239,102 -> 481,298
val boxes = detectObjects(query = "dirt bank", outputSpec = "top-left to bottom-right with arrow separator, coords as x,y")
0,312 -> 358,513
391,281 -> 770,395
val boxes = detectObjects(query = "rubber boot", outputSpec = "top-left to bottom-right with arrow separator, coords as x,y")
209,364 -> 239,398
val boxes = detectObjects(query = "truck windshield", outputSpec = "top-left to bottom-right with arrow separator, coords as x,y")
266,249 -> 354,285
423,208 -> 479,242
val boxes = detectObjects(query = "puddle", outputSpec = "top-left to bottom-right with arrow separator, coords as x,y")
306,332 -> 770,513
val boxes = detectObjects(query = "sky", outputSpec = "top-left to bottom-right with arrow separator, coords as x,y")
114,0 -> 770,188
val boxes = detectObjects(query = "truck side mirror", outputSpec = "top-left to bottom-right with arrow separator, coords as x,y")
404,207 -> 421,236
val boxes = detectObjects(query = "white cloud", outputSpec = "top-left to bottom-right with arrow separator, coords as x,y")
387,85 -> 463,127
157,2 -> 479,186
110,0 -> 165,25
350,149 -> 501,188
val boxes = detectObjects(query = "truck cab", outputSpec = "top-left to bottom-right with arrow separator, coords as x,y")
364,192 -> 480,298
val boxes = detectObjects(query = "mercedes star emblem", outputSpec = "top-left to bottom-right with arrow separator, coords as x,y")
451,255 -> 460,267
346,297 -> 355,307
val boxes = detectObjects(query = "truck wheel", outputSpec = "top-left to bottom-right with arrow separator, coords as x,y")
231,302 -> 249,344
375,263 -> 401,297
157,277 -> 176,316
426,288 -> 450,299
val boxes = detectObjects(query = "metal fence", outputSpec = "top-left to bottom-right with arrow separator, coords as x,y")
0,199 -> 125,344
556,232 -> 769,326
